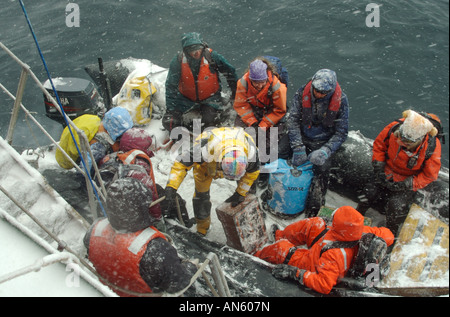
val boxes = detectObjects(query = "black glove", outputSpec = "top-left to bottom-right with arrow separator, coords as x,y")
272,265 -> 306,285
291,146 -> 308,167
372,160 -> 386,185
225,192 -> 245,207
164,186 -> 178,218
386,177 -> 413,192
164,186 -> 194,228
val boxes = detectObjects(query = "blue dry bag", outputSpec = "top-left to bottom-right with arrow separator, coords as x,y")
263,159 -> 314,217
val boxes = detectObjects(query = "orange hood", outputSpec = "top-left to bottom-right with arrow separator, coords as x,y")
329,206 -> 364,242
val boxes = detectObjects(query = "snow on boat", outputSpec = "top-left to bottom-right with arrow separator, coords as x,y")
1,43 -> 448,297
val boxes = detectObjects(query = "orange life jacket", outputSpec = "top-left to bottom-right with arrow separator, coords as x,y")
233,71 -> 287,127
88,218 -> 166,297
302,80 -> 342,128
178,48 -> 220,102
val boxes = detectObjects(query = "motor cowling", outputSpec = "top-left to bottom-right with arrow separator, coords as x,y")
43,77 -> 105,125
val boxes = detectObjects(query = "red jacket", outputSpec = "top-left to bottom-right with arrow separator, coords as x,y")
233,71 -> 287,128
372,120 -> 441,191
178,48 -> 220,101
88,218 -> 166,297
255,206 -> 394,294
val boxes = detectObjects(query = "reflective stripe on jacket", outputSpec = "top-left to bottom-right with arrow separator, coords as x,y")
372,120 -> 441,191
255,206 -> 394,294
88,218 -> 166,297
233,71 -> 287,128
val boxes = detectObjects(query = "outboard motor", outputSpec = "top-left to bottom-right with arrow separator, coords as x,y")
43,77 -> 105,125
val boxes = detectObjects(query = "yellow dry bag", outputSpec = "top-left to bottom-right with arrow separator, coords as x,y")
117,76 -> 157,125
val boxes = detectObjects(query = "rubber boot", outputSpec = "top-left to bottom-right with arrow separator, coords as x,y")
195,216 -> 211,236
193,191 -> 212,235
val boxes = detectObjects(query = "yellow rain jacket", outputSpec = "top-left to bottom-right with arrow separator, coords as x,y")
55,114 -> 101,169
167,127 -> 260,196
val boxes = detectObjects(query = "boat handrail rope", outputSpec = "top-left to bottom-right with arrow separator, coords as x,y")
16,0 -> 106,218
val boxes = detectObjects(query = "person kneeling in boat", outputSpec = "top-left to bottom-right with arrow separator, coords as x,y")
278,69 -> 349,218
233,58 -> 287,151
358,110 -> 443,235
98,127 -> 165,231
164,127 -> 260,235
254,206 -> 394,295
84,178 -> 196,297
55,107 -> 133,175
163,32 -> 238,135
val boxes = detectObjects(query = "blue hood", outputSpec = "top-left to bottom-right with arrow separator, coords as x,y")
103,107 -> 133,141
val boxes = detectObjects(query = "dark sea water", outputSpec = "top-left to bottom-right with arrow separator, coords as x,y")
1,0 -> 448,167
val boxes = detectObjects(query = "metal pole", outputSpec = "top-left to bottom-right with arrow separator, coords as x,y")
78,132 -> 98,221
6,67 -> 29,145
208,253 -> 231,297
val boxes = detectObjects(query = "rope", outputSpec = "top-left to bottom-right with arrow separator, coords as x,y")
0,185 -> 226,297
18,0 -> 106,217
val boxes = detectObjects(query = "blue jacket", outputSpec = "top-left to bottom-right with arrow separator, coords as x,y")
287,84 -> 349,153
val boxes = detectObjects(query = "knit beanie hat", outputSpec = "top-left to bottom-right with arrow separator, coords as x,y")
221,150 -> 248,180
311,69 -> 337,94
249,59 -> 268,81
400,110 -> 438,142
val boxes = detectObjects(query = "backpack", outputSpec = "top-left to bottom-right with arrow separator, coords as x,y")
96,156 -> 148,189
420,112 -> 445,145
319,232 -> 388,279
263,56 -> 289,87
97,150 -> 156,190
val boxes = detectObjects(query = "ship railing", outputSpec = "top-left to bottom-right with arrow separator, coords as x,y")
0,41 -> 106,221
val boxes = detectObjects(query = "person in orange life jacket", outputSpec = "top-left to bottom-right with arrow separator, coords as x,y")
98,127 -> 164,230
84,178 -> 196,296
357,110 -> 443,235
254,206 -> 394,295
86,106 -> 133,175
233,58 -> 287,149
278,69 -> 349,218
163,32 -> 238,135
